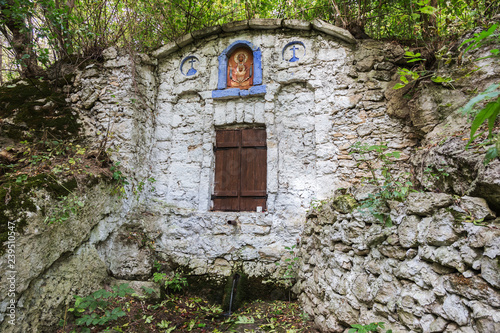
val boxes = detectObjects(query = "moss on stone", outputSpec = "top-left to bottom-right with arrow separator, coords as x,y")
332,194 -> 358,213
0,173 -> 78,255
0,78 -> 80,141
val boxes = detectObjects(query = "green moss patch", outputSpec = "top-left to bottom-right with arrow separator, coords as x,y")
0,79 -> 80,141
0,173 -> 78,255
332,194 -> 358,213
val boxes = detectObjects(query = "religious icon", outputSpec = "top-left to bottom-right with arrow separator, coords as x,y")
227,47 -> 253,89
180,55 -> 199,76
282,41 -> 306,63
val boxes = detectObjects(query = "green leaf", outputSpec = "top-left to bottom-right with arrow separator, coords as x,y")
385,216 -> 393,227
486,99 -> 500,137
407,58 -> 424,63
468,99 -> 500,146
484,147 -> 498,165
419,5 -> 437,14
461,83 -> 500,115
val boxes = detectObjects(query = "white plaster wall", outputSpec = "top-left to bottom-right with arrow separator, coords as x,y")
71,28 -> 416,278
145,29 -> 416,276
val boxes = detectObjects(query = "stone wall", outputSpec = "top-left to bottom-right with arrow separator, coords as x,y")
67,20 -> 419,279
297,191 -> 500,332
144,21 -> 416,277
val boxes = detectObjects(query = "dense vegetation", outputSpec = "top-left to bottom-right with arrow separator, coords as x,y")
0,0 -> 498,80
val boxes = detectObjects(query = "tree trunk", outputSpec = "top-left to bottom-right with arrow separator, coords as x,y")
0,36 -> 3,85
0,0 -> 43,78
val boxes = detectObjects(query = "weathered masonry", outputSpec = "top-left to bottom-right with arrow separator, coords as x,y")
137,19 -> 417,276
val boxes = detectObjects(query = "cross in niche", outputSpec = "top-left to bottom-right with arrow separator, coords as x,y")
187,57 -> 197,76
289,45 -> 300,62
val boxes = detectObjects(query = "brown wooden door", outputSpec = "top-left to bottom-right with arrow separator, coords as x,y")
213,128 -> 267,211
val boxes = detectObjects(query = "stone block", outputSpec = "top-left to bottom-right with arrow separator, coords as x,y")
175,33 -> 194,48
212,88 -> 240,99
442,294 -> 470,326
222,20 -> 249,32
434,246 -> 466,272
460,196 -> 496,220
254,101 -> 265,123
248,85 -> 267,96
192,25 -> 222,39
312,18 -> 356,44
407,192 -> 453,216
283,19 -> 312,30
249,18 -> 282,29
103,47 -> 117,60
373,70 -> 393,81
152,41 -> 179,59
241,103 -> 252,123
356,56 -> 375,72
397,309 -> 421,331
99,229 -> 153,280
103,56 -> 130,68
444,275 -> 500,307
481,256 -> 500,288
425,210 -> 460,246
398,215 -> 420,248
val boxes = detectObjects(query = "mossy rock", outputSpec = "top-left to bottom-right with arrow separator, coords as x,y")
332,194 -> 358,213
0,173 -> 78,255
0,78 -> 80,141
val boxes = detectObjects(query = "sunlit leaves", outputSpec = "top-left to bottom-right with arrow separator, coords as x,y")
393,68 -> 420,90
404,51 -> 425,63
460,23 -> 499,54
460,82 -> 500,165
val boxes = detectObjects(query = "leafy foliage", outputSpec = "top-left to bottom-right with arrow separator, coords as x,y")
62,291 -> 312,332
459,24 -> 500,165
1,0 -> 498,80
349,142 -> 412,227
44,192 -> 84,224
349,321 -> 392,333
460,23 -> 500,54
153,271 -> 188,293
67,283 -> 134,331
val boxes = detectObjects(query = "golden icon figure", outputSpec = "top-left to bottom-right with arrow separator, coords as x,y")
227,47 -> 253,89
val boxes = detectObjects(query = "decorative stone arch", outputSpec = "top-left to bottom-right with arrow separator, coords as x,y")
212,40 -> 265,98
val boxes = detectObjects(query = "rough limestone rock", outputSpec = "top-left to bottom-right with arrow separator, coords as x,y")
398,215 -> 421,248
297,193 -> 500,332
425,209 -> 460,246
0,183 -> 121,332
1,247 -> 109,333
97,225 -> 153,280
407,192 -> 454,216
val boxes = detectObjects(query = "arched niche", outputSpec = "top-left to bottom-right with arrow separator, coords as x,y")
216,40 -> 263,90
